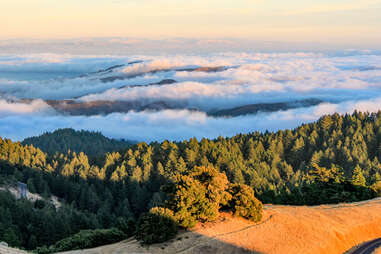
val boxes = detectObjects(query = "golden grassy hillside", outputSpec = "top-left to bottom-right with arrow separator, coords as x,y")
59,198 -> 381,254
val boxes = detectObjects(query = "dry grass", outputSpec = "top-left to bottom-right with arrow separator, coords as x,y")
59,198 -> 381,254
0,245 -> 30,254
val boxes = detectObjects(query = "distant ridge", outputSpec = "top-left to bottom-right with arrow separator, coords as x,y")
22,128 -> 134,156
44,98 -> 324,117
209,98 -> 324,117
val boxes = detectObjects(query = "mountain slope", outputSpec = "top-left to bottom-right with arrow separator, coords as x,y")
58,198 -> 381,254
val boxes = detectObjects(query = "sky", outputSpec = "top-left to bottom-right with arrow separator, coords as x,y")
0,1 -> 381,142
1,0 -> 381,48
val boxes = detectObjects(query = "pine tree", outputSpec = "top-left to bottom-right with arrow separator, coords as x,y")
3,228 -> 21,247
351,165 -> 366,186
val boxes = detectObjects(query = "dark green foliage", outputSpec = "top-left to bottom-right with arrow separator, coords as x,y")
35,228 -> 126,254
135,207 -> 178,244
22,128 -> 133,157
34,199 -> 46,209
27,235 -> 38,250
228,184 -> 263,222
0,190 -> 105,250
279,164 -> 377,205
2,228 -> 21,247
115,217 -> 136,237
284,181 -> 376,205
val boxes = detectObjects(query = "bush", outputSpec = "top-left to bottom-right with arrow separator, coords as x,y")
228,184 -> 263,222
35,228 -> 126,254
34,246 -> 50,254
164,167 -> 231,228
115,217 -> 136,237
136,207 -> 178,244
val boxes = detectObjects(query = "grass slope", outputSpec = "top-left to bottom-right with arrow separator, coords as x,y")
58,198 -> 381,254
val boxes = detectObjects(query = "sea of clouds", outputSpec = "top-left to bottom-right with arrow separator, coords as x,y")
0,51 -> 380,142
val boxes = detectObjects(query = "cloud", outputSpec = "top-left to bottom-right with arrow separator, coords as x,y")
120,59 -> 184,75
1,52 -> 380,111
119,55 -> 234,74
0,53 -> 71,65
0,51 -> 380,143
0,99 -> 54,116
0,96 -> 380,143
317,97 -> 381,115
0,54 -> 233,99
78,52 -> 381,110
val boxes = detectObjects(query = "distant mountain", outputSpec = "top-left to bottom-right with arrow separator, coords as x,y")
98,65 -> 233,83
45,99 -> 179,116
209,98 -> 323,117
22,128 -> 134,156
45,97 -> 324,117
118,78 -> 177,89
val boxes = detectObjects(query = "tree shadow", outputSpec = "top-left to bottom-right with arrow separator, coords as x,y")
91,231 -> 264,254
170,231 -> 264,254
131,208 -> 264,254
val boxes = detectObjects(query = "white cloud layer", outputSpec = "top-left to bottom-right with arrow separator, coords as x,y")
1,52 -> 381,104
0,51 -> 380,142
78,52 -> 381,110
0,99 -> 54,116
0,96 -> 380,142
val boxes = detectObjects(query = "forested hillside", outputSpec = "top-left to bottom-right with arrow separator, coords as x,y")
1,111 -> 381,251
22,128 -> 133,156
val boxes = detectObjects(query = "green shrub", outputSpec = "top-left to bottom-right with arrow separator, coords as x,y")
35,228 -> 126,254
33,246 -> 50,254
228,184 -> 263,222
136,207 -> 178,244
